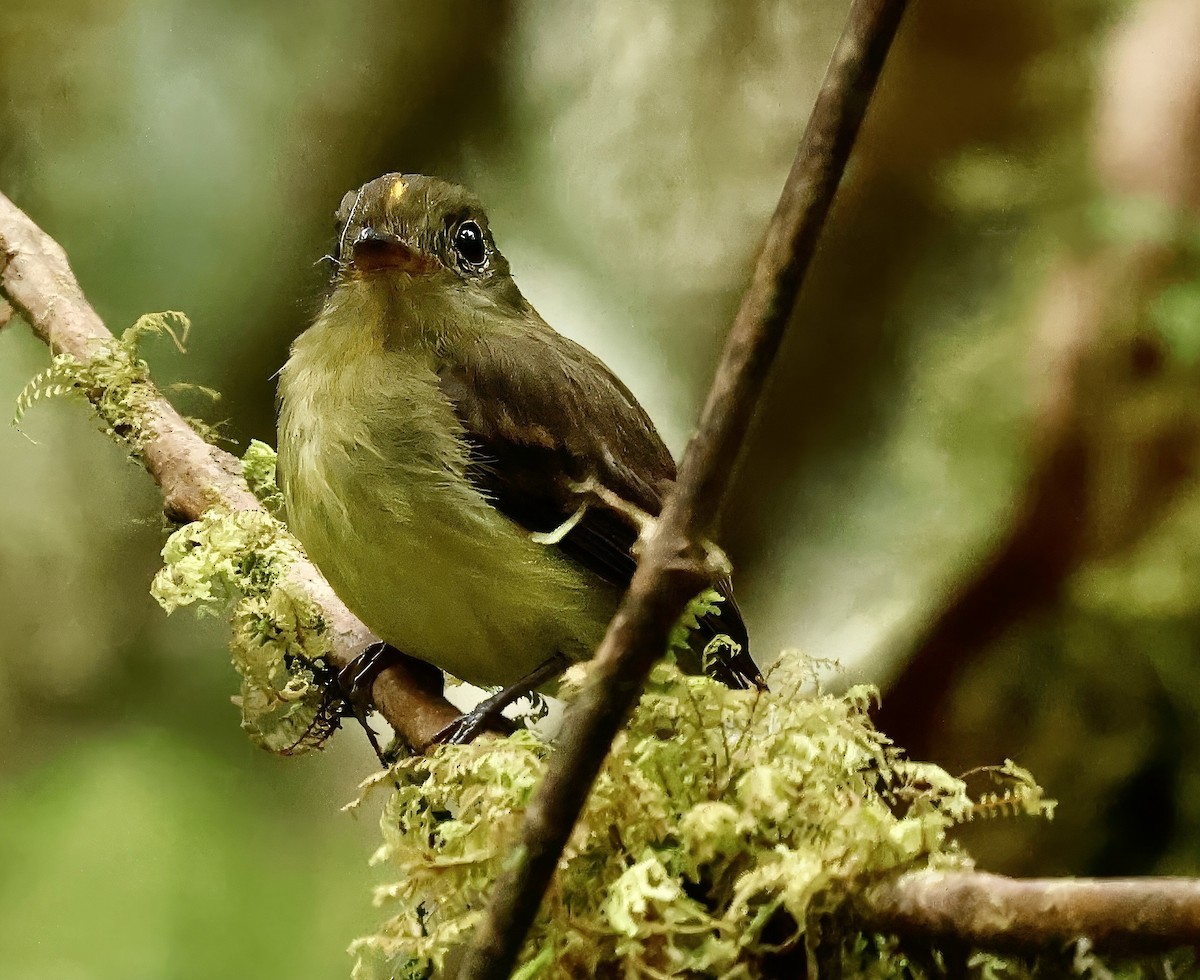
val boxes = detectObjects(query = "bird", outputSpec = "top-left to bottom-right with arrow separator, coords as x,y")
276,173 -> 761,744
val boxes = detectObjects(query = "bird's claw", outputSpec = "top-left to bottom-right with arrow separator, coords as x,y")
428,653 -> 568,746
336,640 -> 425,766
337,640 -> 398,714
430,705 -> 517,746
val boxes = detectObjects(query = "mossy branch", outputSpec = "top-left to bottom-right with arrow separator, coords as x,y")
350,650 -> 1200,976
351,657 -> 1034,977
0,190 -> 459,750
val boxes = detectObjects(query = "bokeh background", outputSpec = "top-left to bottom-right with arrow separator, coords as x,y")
3,0 -> 1200,976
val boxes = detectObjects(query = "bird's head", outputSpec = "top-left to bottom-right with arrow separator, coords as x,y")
326,174 -> 527,324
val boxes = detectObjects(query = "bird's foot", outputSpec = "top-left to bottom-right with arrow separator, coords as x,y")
337,640 -> 402,713
430,702 -> 519,746
429,653 -> 570,746
335,641 -> 399,764
336,641 -> 445,765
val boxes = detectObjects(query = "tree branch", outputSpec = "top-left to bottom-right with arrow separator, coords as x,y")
457,2 -> 910,976
0,191 -> 461,751
855,871 -> 1200,954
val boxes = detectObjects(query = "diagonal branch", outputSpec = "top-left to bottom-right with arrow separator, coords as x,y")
457,1 -> 911,976
0,192 -> 460,750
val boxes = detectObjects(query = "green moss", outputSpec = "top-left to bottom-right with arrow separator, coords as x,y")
151,497 -> 339,755
13,311 -> 202,451
14,322 -> 335,753
346,634 -> 1056,979
242,438 -> 287,516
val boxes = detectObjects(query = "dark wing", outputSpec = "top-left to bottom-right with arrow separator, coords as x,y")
437,324 -> 761,689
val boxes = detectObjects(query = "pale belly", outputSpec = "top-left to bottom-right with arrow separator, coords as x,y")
280,424 -> 616,688
318,494 -> 612,685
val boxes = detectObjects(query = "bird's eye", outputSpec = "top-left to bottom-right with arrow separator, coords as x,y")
452,220 -> 487,268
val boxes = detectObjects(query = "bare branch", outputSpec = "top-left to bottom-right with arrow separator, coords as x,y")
0,191 -> 460,751
855,871 -> 1200,953
457,2 -> 910,976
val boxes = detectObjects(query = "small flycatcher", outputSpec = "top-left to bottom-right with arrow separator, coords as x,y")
277,174 -> 760,740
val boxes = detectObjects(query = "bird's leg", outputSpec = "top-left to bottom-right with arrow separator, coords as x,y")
431,653 -> 571,746
337,641 -> 444,764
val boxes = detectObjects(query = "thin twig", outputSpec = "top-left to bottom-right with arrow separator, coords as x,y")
0,191 -> 460,750
456,2 -> 910,975
855,871 -> 1200,953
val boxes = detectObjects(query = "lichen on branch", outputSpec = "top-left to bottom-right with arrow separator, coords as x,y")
13,310 -> 214,448
347,644 -> 1055,979
151,500 -> 341,754
12,320 -> 341,754
242,437 -> 287,516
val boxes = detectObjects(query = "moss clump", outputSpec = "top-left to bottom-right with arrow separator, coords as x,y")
242,437 -> 287,516
16,315 -> 334,752
13,311 -> 202,450
347,649 -> 1055,979
151,492 -> 338,755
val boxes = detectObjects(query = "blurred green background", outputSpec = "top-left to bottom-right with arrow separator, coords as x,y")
3,0 -> 1200,976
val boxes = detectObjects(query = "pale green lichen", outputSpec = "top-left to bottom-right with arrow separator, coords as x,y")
151,496 -> 337,755
16,313 -> 326,750
14,311 -> 193,451
242,438 -> 287,516
347,641 -> 1056,980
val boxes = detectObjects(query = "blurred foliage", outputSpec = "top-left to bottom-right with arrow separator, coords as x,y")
5,0 -> 1200,976
0,730 -> 378,980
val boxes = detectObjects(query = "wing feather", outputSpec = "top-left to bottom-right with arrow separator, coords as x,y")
436,324 -> 761,688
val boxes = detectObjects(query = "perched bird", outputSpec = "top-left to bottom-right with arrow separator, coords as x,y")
277,174 -> 760,742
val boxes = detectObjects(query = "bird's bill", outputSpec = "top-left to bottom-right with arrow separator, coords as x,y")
351,230 -> 439,275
